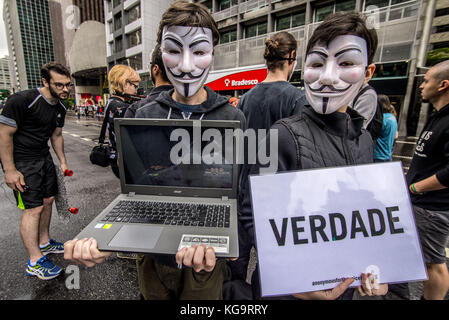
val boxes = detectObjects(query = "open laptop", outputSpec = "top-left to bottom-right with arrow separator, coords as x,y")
76,118 -> 241,258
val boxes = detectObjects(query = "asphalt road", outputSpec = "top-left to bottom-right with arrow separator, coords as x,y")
0,114 -> 447,300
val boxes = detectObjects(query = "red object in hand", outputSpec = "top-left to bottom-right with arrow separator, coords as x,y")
64,170 -> 73,176
69,207 -> 79,214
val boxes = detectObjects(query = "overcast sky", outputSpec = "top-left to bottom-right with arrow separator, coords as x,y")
0,0 -> 9,58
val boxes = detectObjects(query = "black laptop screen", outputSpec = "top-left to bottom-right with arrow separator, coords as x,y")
120,125 -> 234,189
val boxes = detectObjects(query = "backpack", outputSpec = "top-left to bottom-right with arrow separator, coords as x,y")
353,85 -> 383,142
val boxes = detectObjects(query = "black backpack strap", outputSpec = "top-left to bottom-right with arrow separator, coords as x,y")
353,85 -> 375,106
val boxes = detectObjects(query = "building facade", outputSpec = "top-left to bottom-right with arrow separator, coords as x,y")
104,0 -> 174,93
0,56 -> 13,93
196,0 -> 436,136
3,0 -> 55,91
429,0 -> 449,50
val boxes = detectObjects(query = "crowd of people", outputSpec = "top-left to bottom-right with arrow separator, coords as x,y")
0,0 -> 448,301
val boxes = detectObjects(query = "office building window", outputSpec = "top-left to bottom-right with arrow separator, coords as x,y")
126,4 -> 141,24
276,11 -> 305,31
245,21 -> 267,38
115,36 -> 123,53
315,0 -> 355,22
435,7 -> 449,17
127,29 -> 142,48
204,1 -> 213,13
364,0 -> 408,10
114,12 -> 122,31
218,0 -> 238,11
220,29 -> 237,44
128,54 -> 142,71
436,24 -> 449,33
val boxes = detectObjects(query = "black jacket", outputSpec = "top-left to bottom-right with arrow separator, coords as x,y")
124,85 -> 173,118
237,81 -> 307,202
406,103 -> 449,211
99,96 -> 130,146
239,105 -> 374,245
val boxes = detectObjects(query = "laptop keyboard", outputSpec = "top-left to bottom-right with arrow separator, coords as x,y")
101,200 -> 231,228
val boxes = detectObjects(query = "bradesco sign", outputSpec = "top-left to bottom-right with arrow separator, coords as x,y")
205,68 -> 267,91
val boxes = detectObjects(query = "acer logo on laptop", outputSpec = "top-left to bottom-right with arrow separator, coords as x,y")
173,190 -> 182,194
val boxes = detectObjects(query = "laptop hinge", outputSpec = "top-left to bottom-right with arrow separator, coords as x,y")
221,196 -> 229,202
128,192 -> 136,197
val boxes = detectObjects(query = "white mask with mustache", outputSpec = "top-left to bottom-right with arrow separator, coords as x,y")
161,26 -> 214,98
304,35 -> 368,114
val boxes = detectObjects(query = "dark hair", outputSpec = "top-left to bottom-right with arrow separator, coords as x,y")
306,12 -> 378,65
157,0 -> 219,46
41,62 -> 71,83
151,44 -> 169,82
264,31 -> 297,71
378,94 -> 397,118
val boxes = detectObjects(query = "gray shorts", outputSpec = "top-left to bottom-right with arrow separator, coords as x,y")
413,205 -> 449,264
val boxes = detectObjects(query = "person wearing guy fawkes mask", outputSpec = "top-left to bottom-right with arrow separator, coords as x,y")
239,12 -> 390,300
64,1 -> 246,300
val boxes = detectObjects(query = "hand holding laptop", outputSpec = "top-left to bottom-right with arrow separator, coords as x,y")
64,238 -> 112,268
176,244 -> 216,273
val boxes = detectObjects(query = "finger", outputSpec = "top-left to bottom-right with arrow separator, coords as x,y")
204,247 -> 216,272
18,174 -> 25,193
183,246 -> 197,268
357,285 -> 367,297
73,238 -> 89,266
16,181 -> 24,193
91,238 -> 112,261
329,278 -> 355,300
361,273 -> 373,296
176,247 -> 187,266
81,239 -> 97,268
370,274 -> 380,290
193,245 -> 206,273
63,238 -> 77,261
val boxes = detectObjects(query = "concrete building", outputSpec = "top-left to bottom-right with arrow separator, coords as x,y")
104,0 -> 175,93
0,56 -> 13,93
48,0 -> 107,106
196,0 -> 438,136
3,0 -> 55,91
430,0 -> 449,50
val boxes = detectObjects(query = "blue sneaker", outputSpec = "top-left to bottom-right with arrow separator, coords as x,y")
40,239 -> 64,255
26,256 -> 62,280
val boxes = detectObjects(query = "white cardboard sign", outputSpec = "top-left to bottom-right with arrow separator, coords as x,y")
250,162 -> 427,297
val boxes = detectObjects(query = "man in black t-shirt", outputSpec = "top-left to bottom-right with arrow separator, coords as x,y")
0,62 -> 71,280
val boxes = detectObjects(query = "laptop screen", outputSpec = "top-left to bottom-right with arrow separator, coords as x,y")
120,124 -> 234,189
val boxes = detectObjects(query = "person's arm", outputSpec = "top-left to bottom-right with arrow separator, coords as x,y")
410,139 -> 449,194
50,127 -> 68,173
0,123 -> 24,192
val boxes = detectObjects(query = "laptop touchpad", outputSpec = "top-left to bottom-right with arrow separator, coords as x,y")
108,225 -> 163,250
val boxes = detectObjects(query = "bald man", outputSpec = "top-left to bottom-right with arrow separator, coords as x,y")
406,60 -> 449,300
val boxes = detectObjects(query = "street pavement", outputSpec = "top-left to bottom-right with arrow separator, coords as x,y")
0,113 -> 447,300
